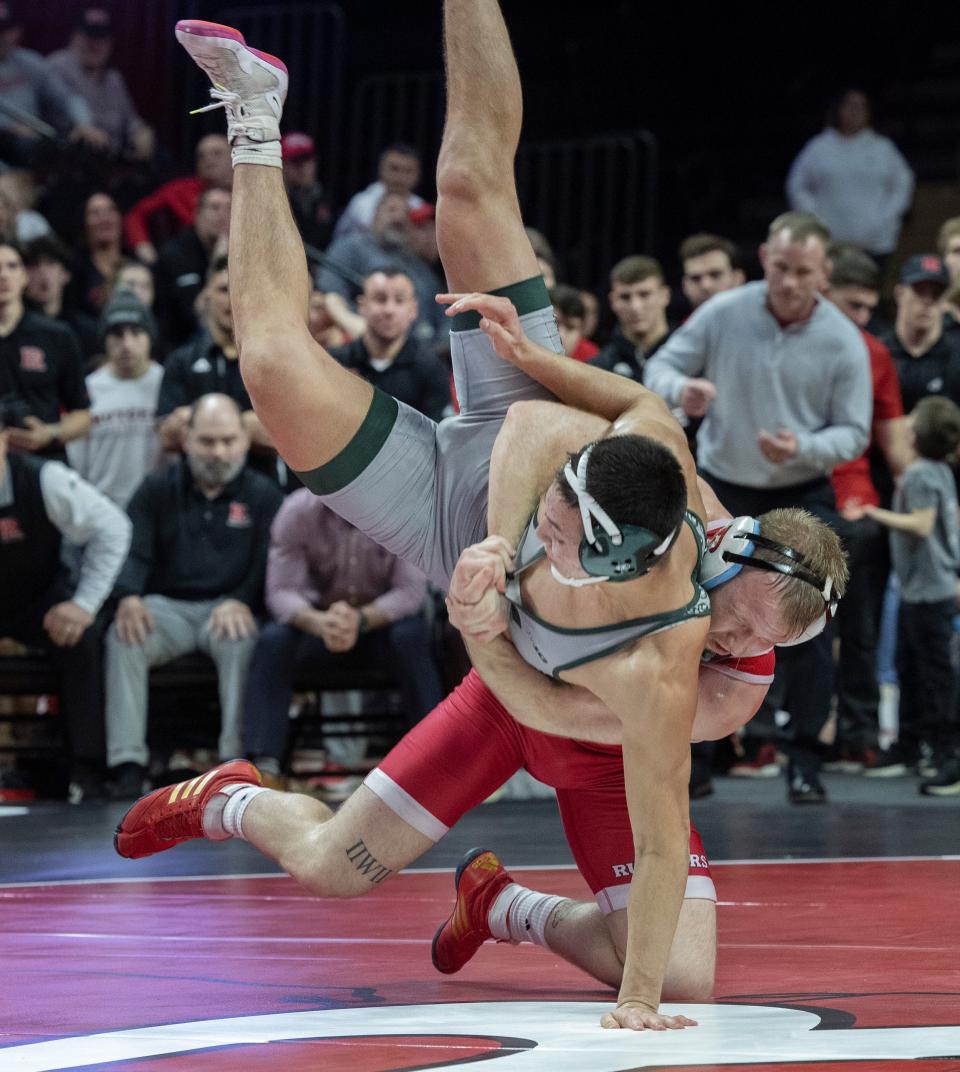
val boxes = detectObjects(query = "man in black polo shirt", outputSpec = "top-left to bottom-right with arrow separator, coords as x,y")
155,255 -> 273,459
0,412 -> 130,801
881,254 -> 960,414
0,241 -> 90,460
330,269 -> 450,422
105,393 -> 283,797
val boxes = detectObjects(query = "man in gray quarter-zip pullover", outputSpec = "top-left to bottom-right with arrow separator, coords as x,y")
645,211 -> 872,805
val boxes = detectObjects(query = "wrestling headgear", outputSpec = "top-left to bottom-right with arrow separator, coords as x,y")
562,445 -> 679,583
701,516 -> 839,645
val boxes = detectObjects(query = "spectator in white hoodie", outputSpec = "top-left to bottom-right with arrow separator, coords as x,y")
786,89 -> 914,264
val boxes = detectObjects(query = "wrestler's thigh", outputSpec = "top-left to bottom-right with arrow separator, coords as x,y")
437,192 -> 539,295
318,785 -> 436,895
365,672 -> 525,836
604,899 -> 717,980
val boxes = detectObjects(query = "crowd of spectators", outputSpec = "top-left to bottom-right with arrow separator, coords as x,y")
1,5 -> 959,805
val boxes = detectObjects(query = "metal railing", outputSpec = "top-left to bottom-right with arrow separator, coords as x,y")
517,130 -> 659,290
346,71 -> 446,203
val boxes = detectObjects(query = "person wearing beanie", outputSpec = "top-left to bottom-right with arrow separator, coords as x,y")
66,290 -> 164,507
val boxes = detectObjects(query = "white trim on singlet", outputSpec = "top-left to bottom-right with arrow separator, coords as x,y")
705,662 -> 775,685
595,873 -> 717,915
363,768 -> 449,842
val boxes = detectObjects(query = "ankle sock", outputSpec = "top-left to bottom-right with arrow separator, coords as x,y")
201,782 -> 268,840
487,883 -> 567,948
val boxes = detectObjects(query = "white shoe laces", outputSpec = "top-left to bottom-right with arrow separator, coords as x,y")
190,85 -> 240,117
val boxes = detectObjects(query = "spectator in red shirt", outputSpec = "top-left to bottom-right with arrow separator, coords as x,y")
124,134 -> 232,265
550,284 -> 598,361
826,246 -> 911,770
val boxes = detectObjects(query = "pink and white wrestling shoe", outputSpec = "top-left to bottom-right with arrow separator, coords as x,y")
175,20 -> 287,158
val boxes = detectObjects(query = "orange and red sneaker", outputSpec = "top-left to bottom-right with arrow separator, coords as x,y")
114,759 -> 261,860
431,847 -> 514,975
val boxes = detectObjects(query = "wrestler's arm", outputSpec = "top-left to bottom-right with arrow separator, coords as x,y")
465,633 -> 622,743
465,633 -> 768,745
568,623 -> 706,1029
440,293 -> 702,518
691,664 -> 769,741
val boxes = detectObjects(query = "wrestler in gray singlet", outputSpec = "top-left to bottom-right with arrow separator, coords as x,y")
296,275 -> 558,589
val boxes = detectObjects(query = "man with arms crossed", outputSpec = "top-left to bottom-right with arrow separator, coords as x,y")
116,2 -> 843,1030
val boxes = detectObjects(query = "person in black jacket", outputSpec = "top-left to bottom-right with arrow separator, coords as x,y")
155,188 -> 231,348
0,240 -> 90,460
881,255 -> 960,414
589,255 -> 672,381
104,393 -> 283,796
330,269 -> 451,422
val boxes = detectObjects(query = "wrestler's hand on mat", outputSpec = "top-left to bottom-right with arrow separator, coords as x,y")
115,596 -> 155,646
757,428 -> 799,464
446,537 -> 513,643
679,378 -> 717,418
601,1002 -> 698,1031
206,599 -> 256,642
436,293 -> 529,365
44,601 -> 94,648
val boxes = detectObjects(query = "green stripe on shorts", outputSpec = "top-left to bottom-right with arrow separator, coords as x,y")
295,388 -> 400,495
451,275 -> 551,332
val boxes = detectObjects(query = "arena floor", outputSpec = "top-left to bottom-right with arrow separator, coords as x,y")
3,775 -> 959,1071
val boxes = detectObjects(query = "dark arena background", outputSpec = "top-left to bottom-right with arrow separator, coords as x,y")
2,1 -> 960,1070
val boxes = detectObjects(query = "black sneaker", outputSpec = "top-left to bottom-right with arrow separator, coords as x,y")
916,741 -> 939,779
919,758 -> 960,797
107,762 -> 149,800
788,767 -> 827,804
68,760 -> 106,805
863,744 -> 913,778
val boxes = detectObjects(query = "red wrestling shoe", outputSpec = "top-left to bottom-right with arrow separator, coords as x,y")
432,847 -> 514,974
114,759 -> 261,859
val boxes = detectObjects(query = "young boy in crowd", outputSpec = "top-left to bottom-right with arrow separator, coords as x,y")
859,396 -> 960,794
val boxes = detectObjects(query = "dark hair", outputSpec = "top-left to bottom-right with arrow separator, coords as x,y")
206,253 -> 228,282
609,255 -> 665,288
363,266 -> 413,288
826,87 -> 871,130
556,435 -> 687,544
380,142 -> 420,164
22,234 -> 73,270
912,395 -> 960,460
828,244 -> 879,291
679,233 -> 739,271
550,283 -> 585,320
768,211 -> 831,246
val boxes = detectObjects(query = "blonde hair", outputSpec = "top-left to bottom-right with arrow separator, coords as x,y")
756,508 -> 848,632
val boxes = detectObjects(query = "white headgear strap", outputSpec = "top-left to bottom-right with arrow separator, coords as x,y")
564,445 -> 621,547
563,445 -> 676,556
